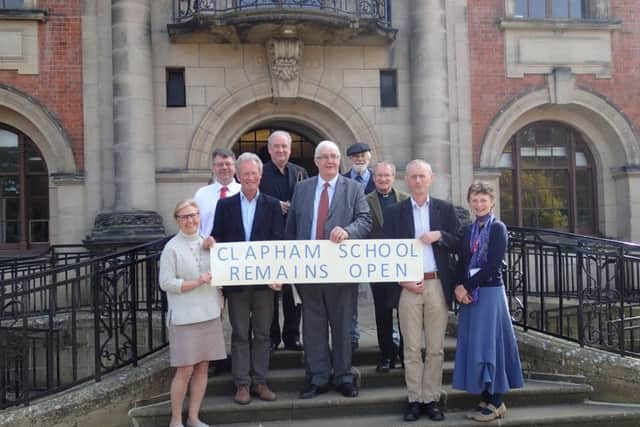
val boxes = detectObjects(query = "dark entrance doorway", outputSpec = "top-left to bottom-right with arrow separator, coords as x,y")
232,122 -> 323,176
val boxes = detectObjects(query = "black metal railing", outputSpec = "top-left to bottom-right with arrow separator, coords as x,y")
173,0 -> 392,26
3,225 -> 639,408
505,227 -> 640,357
0,245 -> 96,282
0,238 -> 169,409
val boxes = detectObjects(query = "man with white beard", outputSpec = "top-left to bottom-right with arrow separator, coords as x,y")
342,142 -> 375,350
343,142 -> 375,195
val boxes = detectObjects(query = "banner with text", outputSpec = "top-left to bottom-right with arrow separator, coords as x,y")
210,239 -> 423,286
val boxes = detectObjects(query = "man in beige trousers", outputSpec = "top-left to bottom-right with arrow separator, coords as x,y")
383,160 -> 460,422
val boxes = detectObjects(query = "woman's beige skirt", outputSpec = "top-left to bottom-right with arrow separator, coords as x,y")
168,317 -> 226,367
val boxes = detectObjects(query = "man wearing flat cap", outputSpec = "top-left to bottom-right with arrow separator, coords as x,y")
343,142 -> 375,351
344,142 -> 375,195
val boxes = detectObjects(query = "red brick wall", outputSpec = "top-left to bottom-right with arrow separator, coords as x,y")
0,0 -> 83,170
468,0 -> 640,166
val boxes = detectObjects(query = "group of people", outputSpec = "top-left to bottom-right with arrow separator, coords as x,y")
159,131 -> 524,427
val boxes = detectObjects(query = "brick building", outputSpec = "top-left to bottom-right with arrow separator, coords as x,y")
1,0 -> 639,253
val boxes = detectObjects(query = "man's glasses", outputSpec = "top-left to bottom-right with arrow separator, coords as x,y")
176,212 -> 199,221
315,154 -> 340,161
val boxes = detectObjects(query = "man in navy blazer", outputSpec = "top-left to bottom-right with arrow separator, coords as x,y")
383,160 -> 460,422
212,153 -> 284,406
285,140 -> 372,399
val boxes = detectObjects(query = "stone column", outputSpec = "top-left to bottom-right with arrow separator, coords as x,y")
111,0 -> 156,211
85,0 -> 164,246
408,0 -> 451,199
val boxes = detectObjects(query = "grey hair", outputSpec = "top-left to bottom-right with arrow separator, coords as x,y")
267,130 -> 292,146
212,147 -> 236,161
351,151 -> 372,161
314,140 -> 341,159
405,159 -> 433,174
373,161 -> 396,175
236,152 -> 263,175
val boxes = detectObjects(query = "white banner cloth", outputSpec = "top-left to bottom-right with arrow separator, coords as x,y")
210,239 -> 423,286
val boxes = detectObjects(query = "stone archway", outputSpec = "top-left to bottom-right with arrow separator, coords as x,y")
0,86 -> 77,174
187,90 -> 379,171
477,85 -> 640,240
479,88 -> 639,170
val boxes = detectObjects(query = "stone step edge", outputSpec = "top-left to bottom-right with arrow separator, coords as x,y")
129,381 -> 594,418
210,402 -> 640,427
133,361 -> 449,407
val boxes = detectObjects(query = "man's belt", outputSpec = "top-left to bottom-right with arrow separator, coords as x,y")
423,271 -> 439,280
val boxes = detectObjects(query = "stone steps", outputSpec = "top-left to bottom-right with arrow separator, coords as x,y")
129,380 -> 600,426
128,336 -> 640,427
209,402 -> 640,427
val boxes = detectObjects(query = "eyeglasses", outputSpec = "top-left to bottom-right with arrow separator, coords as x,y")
315,154 -> 340,161
176,212 -> 199,221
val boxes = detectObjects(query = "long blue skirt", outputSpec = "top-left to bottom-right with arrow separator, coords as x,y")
452,285 -> 524,394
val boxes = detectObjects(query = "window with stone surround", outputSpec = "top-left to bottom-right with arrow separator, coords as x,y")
508,0 -> 609,20
0,125 -> 49,250
0,0 -> 24,8
499,121 -> 597,235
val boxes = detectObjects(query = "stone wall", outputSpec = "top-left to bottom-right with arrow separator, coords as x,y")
515,328 -> 640,403
0,0 -> 84,169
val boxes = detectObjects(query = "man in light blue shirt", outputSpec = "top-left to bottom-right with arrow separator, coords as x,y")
212,153 -> 284,406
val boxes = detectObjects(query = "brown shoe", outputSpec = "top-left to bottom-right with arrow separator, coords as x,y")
234,385 -> 251,405
251,383 -> 277,401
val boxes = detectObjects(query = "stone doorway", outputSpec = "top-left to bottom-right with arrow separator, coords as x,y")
232,122 -> 324,176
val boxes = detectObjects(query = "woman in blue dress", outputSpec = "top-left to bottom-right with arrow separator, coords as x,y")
452,182 -> 524,422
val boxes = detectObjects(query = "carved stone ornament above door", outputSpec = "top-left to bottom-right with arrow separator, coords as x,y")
266,38 -> 303,99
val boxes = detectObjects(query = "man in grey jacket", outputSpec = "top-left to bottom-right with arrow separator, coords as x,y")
285,140 -> 372,399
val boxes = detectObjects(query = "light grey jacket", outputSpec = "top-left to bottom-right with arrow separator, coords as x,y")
285,175 -> 372,241
159,232 -> 223,326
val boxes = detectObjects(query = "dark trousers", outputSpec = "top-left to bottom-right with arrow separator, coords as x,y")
370,282 -> 402,361
270,284 -> 301,346
227,287 -> 274,387
299,283 -> 356,386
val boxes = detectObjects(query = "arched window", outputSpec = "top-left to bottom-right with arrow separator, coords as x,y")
0,125 -> 49,251
232,126 -> 319,175
499,121 -> 597,235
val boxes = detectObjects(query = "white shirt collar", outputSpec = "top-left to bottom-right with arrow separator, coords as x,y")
318,174 -> 339,189
240,190 -> 259,203
410,196 -> 430,209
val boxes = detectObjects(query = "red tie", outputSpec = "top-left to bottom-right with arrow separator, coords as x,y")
315,182 -> 329,240
220,185 -> 228,199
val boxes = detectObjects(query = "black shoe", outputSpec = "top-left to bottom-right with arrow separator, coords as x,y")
283,341 -> 303,351
403,401 -> 421,422
270,342 -> 279,351
299,383 -> 329,399
376,358 -> 395,373
351,341 -> 359,350
336,382 -> 359,397
422,401 -> 445,421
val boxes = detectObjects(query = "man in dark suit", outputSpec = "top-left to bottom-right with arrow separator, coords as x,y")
212,152 -> 284,406
342,142 -> 375,349
259,130 -> 309,352
285,140 -> 372,399
383,160 -> 460,422
366,161 -> 409,373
